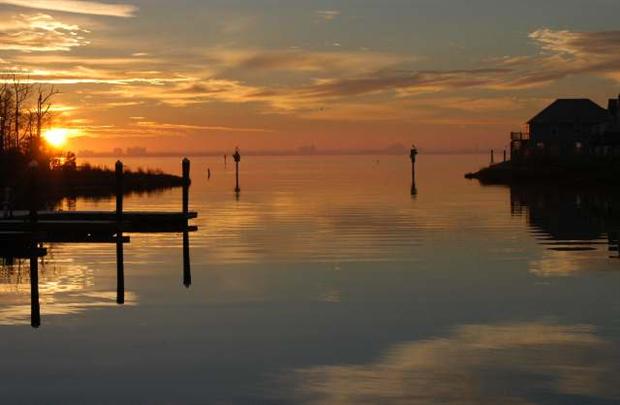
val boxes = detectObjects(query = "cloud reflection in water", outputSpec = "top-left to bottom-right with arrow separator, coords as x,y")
287,323 -> 620,404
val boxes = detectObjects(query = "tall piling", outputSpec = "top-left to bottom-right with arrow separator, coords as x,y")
233,148 -> 241,193
410,146 -> 418,195
182,158 -> 190,218
115,161 -> 123,222
115,160 -> 124,304
28,160 -> 39,224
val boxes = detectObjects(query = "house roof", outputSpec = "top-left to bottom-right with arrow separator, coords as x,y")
528,99 -> 610,124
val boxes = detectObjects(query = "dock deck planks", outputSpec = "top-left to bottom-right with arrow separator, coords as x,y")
0,211 -> 198,233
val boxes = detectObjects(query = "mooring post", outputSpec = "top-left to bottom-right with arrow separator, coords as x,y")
233,148 -> 241,193
2,186 -> 10,218
115,160 -> 124,304
28,160 -> 39,224
182,158 -> 190,218
503,149 -> 507,162
490,149 -> 495,165
410,145 -> 418,195
115,161 -> 123,222
30,248 -> 40,328
181,158 -> 192,287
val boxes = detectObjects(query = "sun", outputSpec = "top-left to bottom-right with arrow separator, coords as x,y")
42,128 -> 70,148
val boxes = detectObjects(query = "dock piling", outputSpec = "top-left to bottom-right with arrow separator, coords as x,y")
3,187 -> 11,218
115,161 -> 125,304
490,149 -> 495,165
182,158 -> 190,218
233,148 -> 241,194
28,161 -> 39,224
115,161 -> 123,222
410,145 -> 418,196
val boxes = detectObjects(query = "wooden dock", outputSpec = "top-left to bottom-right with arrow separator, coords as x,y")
1,159 -> 198,328
1,211 -> 198,233
0,159 -> 197,240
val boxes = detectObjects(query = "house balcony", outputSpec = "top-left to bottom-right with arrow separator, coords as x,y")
511,131 -> 530,141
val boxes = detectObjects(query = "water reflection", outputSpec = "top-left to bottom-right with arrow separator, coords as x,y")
509,184 -> 620,275
29,249 -> 41,328
116,232 -> 125,304
182,228 -> 192,288
0,228 -> 192,327
288,322 -> 620,404
0,156 -> 618,403
0,256 -> 136,327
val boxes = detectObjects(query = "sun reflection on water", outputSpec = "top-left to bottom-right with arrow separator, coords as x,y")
0,256 -> 135,326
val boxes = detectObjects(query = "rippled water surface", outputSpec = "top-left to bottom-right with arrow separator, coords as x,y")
1,154 -> 620,404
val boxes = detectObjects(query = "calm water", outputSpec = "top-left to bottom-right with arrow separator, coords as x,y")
1,154 -> 620,404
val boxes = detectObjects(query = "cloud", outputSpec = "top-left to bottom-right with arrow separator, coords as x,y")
0,13 -> 89,52
133,120 -> 273,134
98,78 -> 263,107
74,120 -> 272,139
7,26 -> 620,129
492,28 -> 620,87
0,62 -> 192,85
286,323 -> 620,404
316,10 -> 340,21
235,49 -> 410,74
530,28 -> 620,58
0,0 -> 137,17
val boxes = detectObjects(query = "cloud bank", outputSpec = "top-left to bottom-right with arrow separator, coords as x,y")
0,13 -> 89,52
0,0 -> 137,17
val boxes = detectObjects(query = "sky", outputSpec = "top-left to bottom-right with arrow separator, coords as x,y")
2,0 -> 620,153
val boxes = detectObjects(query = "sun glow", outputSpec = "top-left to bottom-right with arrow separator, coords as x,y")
42,128 -> 71,148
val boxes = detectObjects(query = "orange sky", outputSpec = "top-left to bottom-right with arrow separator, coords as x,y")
2,0 -> 620,153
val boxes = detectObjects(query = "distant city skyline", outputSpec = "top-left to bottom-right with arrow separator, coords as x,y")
2,0 -> 620,153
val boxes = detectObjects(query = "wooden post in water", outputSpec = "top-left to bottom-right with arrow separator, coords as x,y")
490,149 -> 495,165
233,148 -> 241,193
115,161 -> 123,222
182,158 -> 190,218
30,248 -> 40,328
115,160 -> 124,304
410,145 -> 418,196
2,187 -> 11,218
28,160 -> 39,224
503,149 -> 507,162
181,158 -> 192,287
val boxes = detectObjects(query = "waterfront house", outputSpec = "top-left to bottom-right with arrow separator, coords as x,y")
511,95 -> 620,159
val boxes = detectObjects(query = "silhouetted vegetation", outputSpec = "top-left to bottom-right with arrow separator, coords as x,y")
0,77 -> 184,209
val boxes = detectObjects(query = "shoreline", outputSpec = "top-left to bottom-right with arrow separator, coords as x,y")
465,159 -> 620,186
1,164 -> 185,208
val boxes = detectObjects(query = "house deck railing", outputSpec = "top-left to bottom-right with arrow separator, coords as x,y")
511,131 -> 530,141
